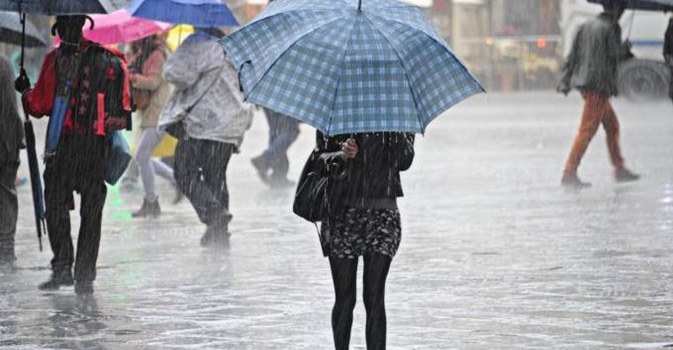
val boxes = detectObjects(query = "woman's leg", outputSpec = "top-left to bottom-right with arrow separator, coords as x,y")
363,253 -> 392,350
136,128 -> 162,202
329,256 -> 359,350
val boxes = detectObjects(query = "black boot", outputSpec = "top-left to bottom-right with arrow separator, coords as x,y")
38,269 -> 74,291
75,280 -> 94,295
200,214 -> 231,247
132,199 -> 161,218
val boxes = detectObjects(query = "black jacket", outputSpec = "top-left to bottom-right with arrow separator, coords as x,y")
560,13 -> 627,97
314,131 -> 415,209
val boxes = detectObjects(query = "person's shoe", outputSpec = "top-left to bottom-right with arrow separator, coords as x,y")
269,177 -> 296,190
0,258 -> 17,273
132,199 -> 161,218
615,168 -> 640,183
200,217 -> 231,247
561,172 -> 591,189
38,269 -> 74,291
251,156 -> 269,183
74,280 -> 94,295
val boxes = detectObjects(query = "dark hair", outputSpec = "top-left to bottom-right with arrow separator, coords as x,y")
603,1 -> 626,13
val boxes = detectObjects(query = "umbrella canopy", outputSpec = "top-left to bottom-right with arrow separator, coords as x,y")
128,0 -> 238,27
588,0 -> 673,11
54,9 -> 170,45
0,11 -> 45,47
221,0 -> 484,136
0,0 -> 114,15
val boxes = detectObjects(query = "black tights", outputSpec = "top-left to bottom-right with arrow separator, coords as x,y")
329,253 -> 392,350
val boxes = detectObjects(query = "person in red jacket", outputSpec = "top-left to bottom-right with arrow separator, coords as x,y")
16,15 -> 132,295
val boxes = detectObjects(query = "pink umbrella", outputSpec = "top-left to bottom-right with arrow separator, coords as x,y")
55,9 -> 171,45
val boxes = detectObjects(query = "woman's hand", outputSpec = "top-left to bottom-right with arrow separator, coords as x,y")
340,138 -> 357,160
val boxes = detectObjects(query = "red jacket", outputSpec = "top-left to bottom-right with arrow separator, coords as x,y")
24,40 -> 132,133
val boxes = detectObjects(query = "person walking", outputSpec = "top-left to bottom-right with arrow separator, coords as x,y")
251,108 -> 300,189
127,35 -> 176,218
159,27 -> 253,247
17,15 -> 132,294
558,2 -> 639,188
307,131 -> 414,350
663,16 -> 673,102
0,56 -> 24,271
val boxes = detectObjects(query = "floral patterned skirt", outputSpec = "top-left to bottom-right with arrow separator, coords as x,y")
321,207 -> 401,259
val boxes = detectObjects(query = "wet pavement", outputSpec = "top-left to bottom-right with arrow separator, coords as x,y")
2,92 -> 673,349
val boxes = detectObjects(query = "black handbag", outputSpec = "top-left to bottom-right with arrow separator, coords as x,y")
293,150 -> 330,223
165,120 -> 186,139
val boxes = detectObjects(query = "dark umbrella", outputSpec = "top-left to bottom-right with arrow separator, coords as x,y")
588,0 -> 673,11
0,0 -> 114,15
0,11 -> 45,47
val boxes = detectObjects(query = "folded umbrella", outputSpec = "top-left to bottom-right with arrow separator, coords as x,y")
221,0 -> 483,136
0,11 -> 45,47
128,0 -> 238,27
54,9 -> 171,45
588,0 -> 673,11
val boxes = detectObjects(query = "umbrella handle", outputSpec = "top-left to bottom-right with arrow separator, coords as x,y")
20,12 -> 26,72
238,60 -> 251,94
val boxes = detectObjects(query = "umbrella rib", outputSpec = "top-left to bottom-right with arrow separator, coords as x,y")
360,14 -> 425,134
367,12 -> 486,93
325,16 -> 359,136
244,14 -> 350,102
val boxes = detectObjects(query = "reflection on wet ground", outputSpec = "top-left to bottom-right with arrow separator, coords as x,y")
2,92 -> 673,349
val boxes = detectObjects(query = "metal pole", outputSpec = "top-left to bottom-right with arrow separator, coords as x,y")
358,0 -> 362,11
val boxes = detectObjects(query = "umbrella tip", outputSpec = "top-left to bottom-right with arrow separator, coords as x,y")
358,0 -> 362,11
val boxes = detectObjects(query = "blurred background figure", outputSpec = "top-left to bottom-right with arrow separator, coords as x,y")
0,55 -> 24,271
159,27 -> 253,247
558,2 -> 639,189
251,108 -> 300,189
125,34 -> 179,218
664,15 -> 673,102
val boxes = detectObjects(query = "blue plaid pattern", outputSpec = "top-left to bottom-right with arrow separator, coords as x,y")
221,0 -> 484,135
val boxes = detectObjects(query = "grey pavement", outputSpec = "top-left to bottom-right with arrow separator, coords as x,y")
1,92 -> 673,350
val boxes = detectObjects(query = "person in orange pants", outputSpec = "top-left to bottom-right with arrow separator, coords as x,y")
558,2 -> 639,188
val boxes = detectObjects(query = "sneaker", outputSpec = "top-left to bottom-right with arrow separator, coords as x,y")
615,168 -> 640,183
561,172 -> 591,189
132,199 -> 161,218
251,156 -> 269,183
75,280 -> 94,295
38,269 -> 74,291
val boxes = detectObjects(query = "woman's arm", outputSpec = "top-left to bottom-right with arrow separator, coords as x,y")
391,133 -> 415,171
132,50 -> 165,91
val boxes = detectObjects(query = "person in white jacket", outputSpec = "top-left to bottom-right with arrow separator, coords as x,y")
159,28 -> 253,247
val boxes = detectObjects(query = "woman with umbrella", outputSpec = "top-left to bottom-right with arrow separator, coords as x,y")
127,34 -> 177,218
315,132 -> 415,350
222,0 -> 483,347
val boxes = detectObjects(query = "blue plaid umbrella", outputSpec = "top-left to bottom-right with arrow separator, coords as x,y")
221,0 -> 484,136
